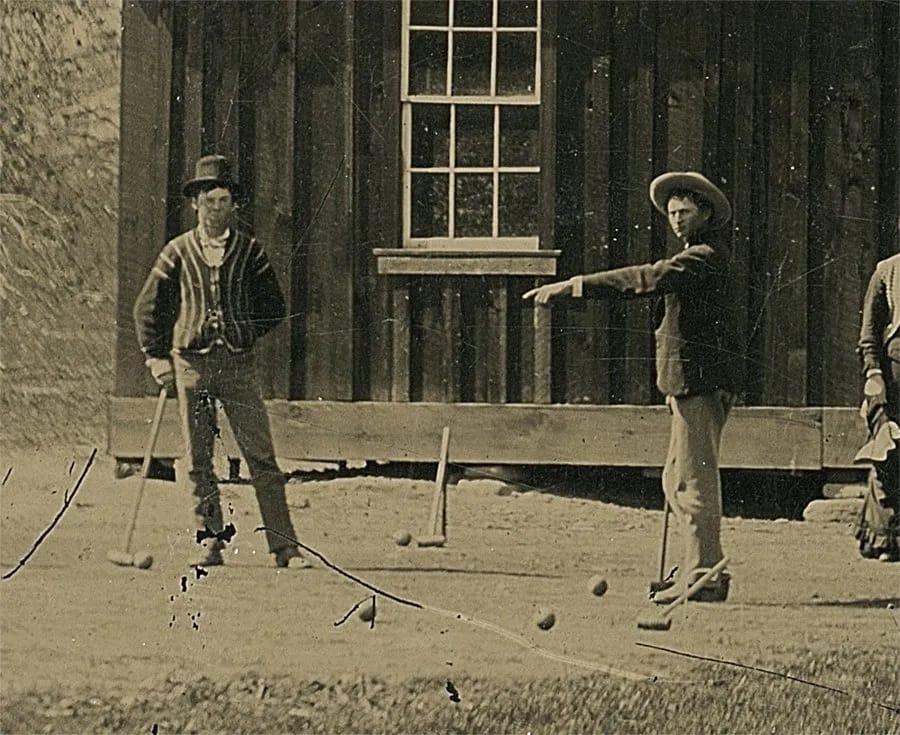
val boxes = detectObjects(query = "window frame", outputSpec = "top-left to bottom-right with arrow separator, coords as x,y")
400,0 -> 543,252
372,0 -> 561,277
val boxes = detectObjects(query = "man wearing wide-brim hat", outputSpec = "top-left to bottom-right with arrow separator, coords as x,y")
524,171 -> 740,604
133,154 -> 311,570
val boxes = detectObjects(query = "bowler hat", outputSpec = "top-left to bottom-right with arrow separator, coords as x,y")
182,154 -> 240,198
649,171 -> 732,229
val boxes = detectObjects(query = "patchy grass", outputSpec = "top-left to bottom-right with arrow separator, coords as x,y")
2,650 -> 897,734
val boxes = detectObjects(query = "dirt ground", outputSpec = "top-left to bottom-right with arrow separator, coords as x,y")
1,448 -> 898,734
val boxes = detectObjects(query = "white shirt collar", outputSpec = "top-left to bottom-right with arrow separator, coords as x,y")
198,226 -> 230,248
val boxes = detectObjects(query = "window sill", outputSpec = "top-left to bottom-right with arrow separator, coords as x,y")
373,249 -> 561,276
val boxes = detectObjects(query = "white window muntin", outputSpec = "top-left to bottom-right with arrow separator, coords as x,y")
401,0 -> 542,250
402,0 -> 541,101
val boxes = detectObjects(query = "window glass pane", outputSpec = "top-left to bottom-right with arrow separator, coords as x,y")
496,32 -> 536,95
452,32 -> 492,96
498,0 -> 536,27
454,0 -> 493,27
411,105 -> 450,167
456,105 -> 494,167
410,0 -> 448,26
455,175 -> 493,236
411,174 -> 449,237
409,31 -> 448,95
499,173 -> 538,236
499,106 -> 538,166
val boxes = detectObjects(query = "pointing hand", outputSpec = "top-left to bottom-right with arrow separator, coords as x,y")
522,279 -> 575,305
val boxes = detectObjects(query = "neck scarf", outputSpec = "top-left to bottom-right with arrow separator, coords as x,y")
198,227 -> 230,267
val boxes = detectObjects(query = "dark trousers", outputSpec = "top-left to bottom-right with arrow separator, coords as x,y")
172,346 -> 297,553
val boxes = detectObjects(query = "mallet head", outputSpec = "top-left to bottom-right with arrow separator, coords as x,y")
106,549 -> 134,567
106,549 -> 153,570
133,552 -> 154,569
636,613 -> 672,631
415,534 -> 446,548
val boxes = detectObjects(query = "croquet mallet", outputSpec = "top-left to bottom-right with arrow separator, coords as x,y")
106,386 -> 167,569
649,501 -> 674,593
417,426 -> 451,547
636,556 -> 730,631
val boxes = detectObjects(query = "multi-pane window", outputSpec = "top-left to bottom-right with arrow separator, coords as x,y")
402,0 -> 542,250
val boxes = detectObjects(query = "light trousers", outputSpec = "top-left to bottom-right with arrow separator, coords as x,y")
661,389 -> 733,578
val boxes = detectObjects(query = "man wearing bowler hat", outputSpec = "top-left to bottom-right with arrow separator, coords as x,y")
134,154 -> 310,569
524,171 -> 739,603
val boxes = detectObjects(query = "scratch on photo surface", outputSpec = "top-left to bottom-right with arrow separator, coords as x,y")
333,594 -> 376,628
887,602 -> 900,637
1,448 -> 96,581
259,526 -> 649,682
636,641 -> 900,716
446,680 -> 461,703
196,523 -> 237,545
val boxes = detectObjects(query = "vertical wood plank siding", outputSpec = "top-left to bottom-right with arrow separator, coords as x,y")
879,4 -> 900,267
294,0 -> 355,400
759,3 -> 810,405
355,1 -> 403,401
612,3 -> 657,405
250,1 -> 297,399
538,2 -> 558,406
813,3 -> 885,407
721,3 -> 755,402
485,280 -> 509,402
204,3 -> 242,187
170,3 -> 204,238
557,2 -> 611,405
116,1 -> 173,396
117,1 -> 898,412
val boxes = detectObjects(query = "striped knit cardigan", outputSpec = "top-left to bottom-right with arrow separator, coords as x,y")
133,228 -> 286,359
859,253 -> 900,376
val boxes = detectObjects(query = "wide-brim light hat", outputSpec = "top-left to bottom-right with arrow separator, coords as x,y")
182,154 -> 241,198
649,171 -> 732,229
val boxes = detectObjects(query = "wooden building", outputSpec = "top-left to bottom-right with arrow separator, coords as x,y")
110,0 -> 899,474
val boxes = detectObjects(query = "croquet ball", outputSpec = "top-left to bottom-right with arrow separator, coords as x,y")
134,552 -> 154,570
588,575 -> 609,597
358,600 -> 376,623
533,608 -> 556,631
392,530 -> 412,547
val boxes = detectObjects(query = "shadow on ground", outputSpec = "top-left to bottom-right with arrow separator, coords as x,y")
124,458 -> 834,522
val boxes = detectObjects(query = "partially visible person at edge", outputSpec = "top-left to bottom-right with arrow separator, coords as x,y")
523,171 -> 741,604
133,154 -> 311,569
854,247 -> 900,562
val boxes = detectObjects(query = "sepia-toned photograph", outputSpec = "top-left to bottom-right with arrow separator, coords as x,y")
1,0 -> 898,732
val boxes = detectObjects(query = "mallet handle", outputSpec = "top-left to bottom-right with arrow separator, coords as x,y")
656,501 -> 670,584
121,387 -> 168,553
659,556 -> 730,618
428,427 -> 451,536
